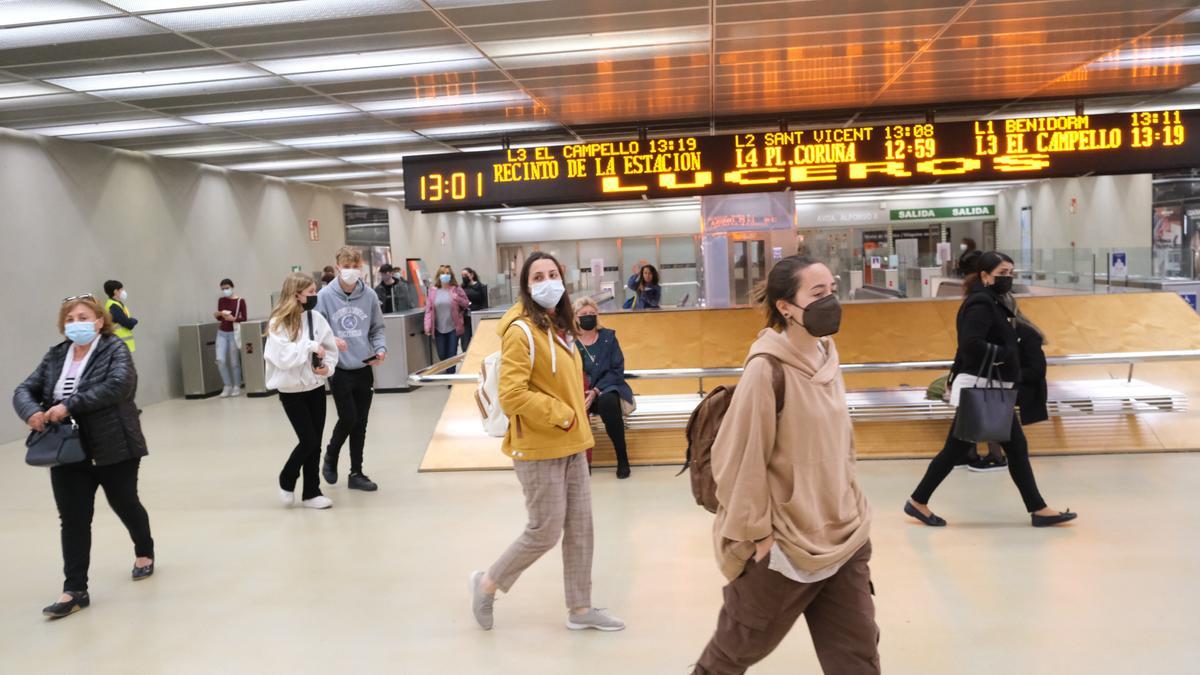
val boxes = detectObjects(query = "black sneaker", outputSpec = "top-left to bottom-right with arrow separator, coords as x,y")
322,457 -> 338,485
348,473 -> 378,492
968,456 -> 1009,473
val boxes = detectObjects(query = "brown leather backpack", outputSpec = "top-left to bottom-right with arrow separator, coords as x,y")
682,354 -> 785,513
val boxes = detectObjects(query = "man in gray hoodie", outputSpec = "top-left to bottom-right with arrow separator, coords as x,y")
317,247 -> 387,492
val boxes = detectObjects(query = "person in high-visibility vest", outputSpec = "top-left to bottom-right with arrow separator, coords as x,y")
103,280 -> 137,353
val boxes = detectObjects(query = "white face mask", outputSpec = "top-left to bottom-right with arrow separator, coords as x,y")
960,244 -> 968,252
339,268 -> 362,285
530,279 -> 565,309
118,290 -> 128,301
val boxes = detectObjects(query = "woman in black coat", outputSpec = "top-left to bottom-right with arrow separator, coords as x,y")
460,267 -> 488,353
13,296 -> 155,619
573,297 -> 636,478
905,252 -> 1076,528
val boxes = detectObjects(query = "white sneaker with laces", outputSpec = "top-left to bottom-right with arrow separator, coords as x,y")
301,495 -> 333,509
219,387 -> 232,398
230,387 -> 242,397
278,489 -> 294,506
566,608 -> 625,632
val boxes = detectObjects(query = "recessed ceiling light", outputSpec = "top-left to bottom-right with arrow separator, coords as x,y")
0,81 -> 64,99
479,26 -> 709,59
183,104 -> 356,125
416,121 -> 557,138
25,118 -> 194,138
0,17 -> 164,50
145,141 -> 279,157
358,92 -> 527,113
338,181 -> 406,191
285,170 -> 390,182
371,190 -> 405,197
255,45 -> 480,76
339,149 -> 441,163
0,3 -> 119,27
47,64 -> 263,93
226,158 -> 345,172
285,59 -> 489,86
145,0 -> 416,32
108,1 -> 268,11
277,131 -> 419,148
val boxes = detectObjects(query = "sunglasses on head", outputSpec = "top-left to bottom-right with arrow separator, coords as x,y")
61,293 -> 95,303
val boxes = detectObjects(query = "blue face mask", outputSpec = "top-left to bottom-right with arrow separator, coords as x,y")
221,288 -> 233,297
64,321 -> 98,345
440,274 -> 452,284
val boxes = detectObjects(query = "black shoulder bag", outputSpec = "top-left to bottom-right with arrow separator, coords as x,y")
953,344 -> 1018,443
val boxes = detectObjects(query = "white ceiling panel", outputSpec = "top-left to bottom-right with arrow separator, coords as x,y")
0,0 -> 1192,191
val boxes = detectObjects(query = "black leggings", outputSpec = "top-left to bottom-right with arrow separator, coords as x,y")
589,391 -> 629,470
911,412 -> 1047,513
280,386 -> 327,500
50,458 -> 154,593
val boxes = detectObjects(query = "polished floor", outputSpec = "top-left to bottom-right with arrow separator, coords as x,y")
1,388 -> 1198,674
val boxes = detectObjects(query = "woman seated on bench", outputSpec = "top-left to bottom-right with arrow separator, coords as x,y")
574,297 -> 635,479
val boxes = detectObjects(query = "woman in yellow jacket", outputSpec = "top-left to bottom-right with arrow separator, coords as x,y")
469,252 -> 625,633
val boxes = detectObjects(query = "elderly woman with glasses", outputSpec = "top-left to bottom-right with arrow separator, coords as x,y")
12,294 -> 155,620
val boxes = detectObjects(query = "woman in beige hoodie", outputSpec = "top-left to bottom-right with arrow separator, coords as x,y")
692,256 -> 879,675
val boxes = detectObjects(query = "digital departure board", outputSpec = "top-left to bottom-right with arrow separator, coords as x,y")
402,110 -> 1198,212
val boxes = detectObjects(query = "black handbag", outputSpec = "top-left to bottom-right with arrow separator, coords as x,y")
25,420 -> 87,468
953,344 -> 1018,443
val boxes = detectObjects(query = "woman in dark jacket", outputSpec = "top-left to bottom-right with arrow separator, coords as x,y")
13,295 -> 155,619
626,261 -> 662,310
460,267 -> 488,352
574,297 -> 636,478
905,252 -> 1076,528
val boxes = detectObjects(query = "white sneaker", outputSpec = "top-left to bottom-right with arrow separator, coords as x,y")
219,387 -> 232,398
278,488 -> 294,506
301,495 -> 333,509
566,608 -> 625,632
230,387 -> 242,397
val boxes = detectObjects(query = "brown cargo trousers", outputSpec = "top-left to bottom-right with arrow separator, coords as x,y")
693,540 -> 880,675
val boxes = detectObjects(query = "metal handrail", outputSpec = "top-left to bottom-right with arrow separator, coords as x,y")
407,349 -> 1200,387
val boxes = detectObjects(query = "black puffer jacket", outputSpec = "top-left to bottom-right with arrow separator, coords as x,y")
13,334 -> 148,466
951,281 -> 1021,384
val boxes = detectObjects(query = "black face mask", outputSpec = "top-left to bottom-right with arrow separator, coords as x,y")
788,294 -> 842,338
302,295 -> 318,311
578,315 -> 598,331
990,275 -> 1014,295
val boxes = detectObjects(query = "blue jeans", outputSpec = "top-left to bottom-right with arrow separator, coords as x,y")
215,330 -> 242,388
435,331 -> 459,374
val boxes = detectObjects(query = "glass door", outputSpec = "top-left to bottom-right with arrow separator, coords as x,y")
731,238 -> 767,306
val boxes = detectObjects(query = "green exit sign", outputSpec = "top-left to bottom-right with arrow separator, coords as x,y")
291,265 -> 303,273
890,205 -> 995,221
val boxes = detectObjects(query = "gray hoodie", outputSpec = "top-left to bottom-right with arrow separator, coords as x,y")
315,280 -> 386,370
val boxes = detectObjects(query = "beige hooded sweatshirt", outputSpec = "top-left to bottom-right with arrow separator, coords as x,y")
711,327 -> 872,582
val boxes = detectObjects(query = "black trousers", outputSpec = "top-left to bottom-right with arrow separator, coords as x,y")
589,391 -> 629,470
50,458 -> 154,593
460,317 -> 473,354
911,412 -> 1048,513
325,367 -> 374,475
280,386 -> 327,500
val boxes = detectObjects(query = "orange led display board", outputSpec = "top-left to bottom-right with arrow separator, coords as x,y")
402,110 -> 1196,211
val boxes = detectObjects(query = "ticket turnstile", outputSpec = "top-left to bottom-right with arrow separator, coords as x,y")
239,318 -> 272,397
179,322 -> 224,399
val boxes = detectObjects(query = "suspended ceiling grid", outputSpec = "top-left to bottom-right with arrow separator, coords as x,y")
0,0 -> 1196,201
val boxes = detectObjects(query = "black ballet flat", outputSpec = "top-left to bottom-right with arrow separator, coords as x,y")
132,561 -> 154,581
1032,510 -> 1078,528
905,501 -> 948,527
43,591 -> 89,619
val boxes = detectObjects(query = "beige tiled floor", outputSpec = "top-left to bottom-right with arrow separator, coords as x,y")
2,388 -> 1198,674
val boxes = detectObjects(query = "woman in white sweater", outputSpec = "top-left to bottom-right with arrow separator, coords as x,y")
265,273 -> 339,509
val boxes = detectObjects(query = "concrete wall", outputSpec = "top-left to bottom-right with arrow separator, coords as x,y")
996,174 -> 1153,272
0,128 -> 494,442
